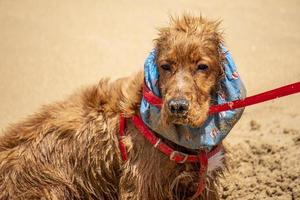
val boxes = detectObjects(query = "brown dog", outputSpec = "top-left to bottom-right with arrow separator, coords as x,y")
0,15 -> 226,200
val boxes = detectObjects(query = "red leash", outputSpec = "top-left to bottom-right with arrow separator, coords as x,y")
209,81 -> 300,114
118,81 -> 300,198
143,82 -> 300,113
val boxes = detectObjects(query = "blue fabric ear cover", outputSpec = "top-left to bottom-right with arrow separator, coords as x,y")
140,46 -> 246,150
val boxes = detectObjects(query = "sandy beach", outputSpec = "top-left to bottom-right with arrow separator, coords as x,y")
0,0 -> 299,199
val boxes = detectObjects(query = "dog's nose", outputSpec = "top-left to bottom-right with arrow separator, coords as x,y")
168,99 -> 189,115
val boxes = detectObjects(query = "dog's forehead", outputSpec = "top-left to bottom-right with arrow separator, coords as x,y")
160,41 -> 212,64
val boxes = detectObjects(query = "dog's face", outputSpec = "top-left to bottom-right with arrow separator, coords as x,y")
155,16 -> 224,127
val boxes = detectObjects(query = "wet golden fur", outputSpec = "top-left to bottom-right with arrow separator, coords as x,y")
156,16 -> 224,127
0,15 -> 226,199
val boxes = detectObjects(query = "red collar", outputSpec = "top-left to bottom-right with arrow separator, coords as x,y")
117,114 -> 223,198
119,114 -> 223,163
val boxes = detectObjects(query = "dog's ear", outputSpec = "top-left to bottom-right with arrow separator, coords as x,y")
216,46 -> 226,91
213,21 -> 226,91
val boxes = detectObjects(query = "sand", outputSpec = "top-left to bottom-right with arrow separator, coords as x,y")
0,0 -> 299,199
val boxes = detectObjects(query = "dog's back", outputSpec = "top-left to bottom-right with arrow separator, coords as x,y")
0,75 -> 143,199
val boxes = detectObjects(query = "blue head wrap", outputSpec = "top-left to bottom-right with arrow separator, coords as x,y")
140,46 -> 246,150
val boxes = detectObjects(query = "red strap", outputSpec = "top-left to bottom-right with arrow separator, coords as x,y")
118,114 -> 222,163
131,115 -> 222,163
191,152 -> 208,200
143,84 -> 162,108
143,82 -> 300,114
209,81 -> 300,114
118,115 -> 128,161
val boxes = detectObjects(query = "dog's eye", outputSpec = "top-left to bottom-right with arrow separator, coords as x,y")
196,64 -> 208,71
160,64 -> 172,71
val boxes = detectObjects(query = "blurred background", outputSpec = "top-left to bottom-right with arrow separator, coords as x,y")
0,0 -> 299,199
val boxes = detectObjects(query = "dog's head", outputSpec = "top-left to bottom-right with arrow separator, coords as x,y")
155,15 -> 224,127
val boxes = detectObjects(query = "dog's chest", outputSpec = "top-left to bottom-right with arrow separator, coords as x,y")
123,123 -> 226,199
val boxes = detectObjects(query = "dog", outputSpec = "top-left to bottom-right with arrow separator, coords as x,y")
0,15 -> 229,200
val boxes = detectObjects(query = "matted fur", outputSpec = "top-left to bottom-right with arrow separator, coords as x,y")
0,15 -> 227,200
